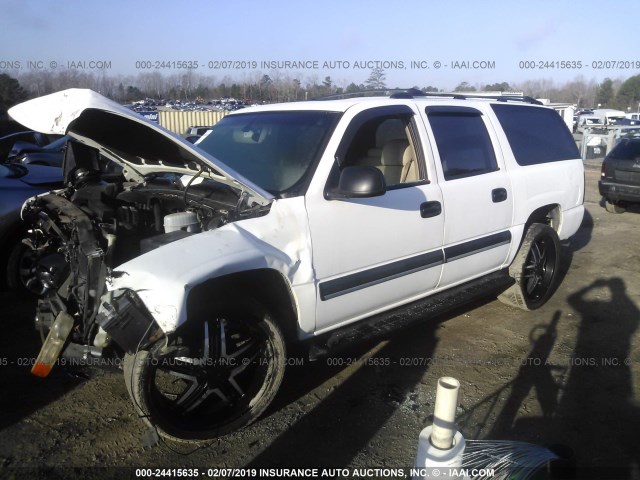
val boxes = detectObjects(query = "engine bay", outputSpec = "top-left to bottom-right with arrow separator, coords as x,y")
21,139 -> 263,355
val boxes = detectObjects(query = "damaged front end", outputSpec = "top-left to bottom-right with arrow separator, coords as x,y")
23,138 -> 263,376
26,190 -> 115,375
96,289 -> 164,353
9,90 -> 275,378
11,89 -> 306,442
25,190 -> 164,376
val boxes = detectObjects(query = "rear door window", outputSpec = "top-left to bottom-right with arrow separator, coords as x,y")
426,107 -> 498,180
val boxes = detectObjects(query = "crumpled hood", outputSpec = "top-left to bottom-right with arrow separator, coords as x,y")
8,89 -> 273,206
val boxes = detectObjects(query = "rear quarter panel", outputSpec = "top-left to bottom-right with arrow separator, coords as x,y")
484,104 -> 585,243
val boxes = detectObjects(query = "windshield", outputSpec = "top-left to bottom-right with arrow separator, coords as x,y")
196,110 -> 339,195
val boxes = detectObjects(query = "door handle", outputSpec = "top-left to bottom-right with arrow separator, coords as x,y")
420,201 -> 442,218
492,188 -> 508,203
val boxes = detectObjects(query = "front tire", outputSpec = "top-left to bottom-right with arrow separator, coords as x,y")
123,300 -> 286,443
498,223 -> 561,311
6,237 -> 67,296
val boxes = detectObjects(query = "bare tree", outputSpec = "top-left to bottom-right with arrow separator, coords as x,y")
365,68 -> 386,89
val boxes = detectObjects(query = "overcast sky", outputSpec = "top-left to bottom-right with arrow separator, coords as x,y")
1,0 -> 638,90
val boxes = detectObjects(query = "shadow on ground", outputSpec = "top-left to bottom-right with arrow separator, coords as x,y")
460,277 -> 639,479
0,294 -> 89,431
247,314 -> 444,468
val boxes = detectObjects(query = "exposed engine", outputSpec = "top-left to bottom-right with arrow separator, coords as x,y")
21,140 -> 250,358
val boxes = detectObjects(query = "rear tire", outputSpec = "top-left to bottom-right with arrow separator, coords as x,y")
498,223 -> 561,311
123,299 -> 286,443
604,199 -> 625,214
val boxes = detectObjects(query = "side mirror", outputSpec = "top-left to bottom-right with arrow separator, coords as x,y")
326,166 -> 386,200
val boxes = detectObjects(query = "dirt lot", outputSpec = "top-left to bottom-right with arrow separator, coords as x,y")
0,160 -> 639,479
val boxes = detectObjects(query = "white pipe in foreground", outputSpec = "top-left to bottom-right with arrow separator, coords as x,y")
431,376 -> 461,449
414,377 -> 466,480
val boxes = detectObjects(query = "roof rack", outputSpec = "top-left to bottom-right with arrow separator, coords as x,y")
317,89 -> 543,105
317,88 -> 423,100
410,92 -> 543,105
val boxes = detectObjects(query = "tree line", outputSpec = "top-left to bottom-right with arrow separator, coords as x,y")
2,69 -> 640,114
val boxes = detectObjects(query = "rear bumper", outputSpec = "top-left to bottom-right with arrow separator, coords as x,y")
599,180 -> 640,203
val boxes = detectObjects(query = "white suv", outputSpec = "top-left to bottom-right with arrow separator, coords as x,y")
10,89 -> 584,442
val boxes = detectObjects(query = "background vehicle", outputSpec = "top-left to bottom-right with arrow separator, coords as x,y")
0,163 -> 64,294
0,130 -> 62,161
9,89 -> 584,443
7,135 -> 68,167
599,137 -> 640,213
182,126 -> 213,143
592,108 -> 626,126
618,118 -> 640,126
183,125 -> 212,137
576,115 -> 604,133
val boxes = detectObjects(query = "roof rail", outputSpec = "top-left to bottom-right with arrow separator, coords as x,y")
414,92 -> 543,105
316,89 -> 543,105
316,88 -> 425,100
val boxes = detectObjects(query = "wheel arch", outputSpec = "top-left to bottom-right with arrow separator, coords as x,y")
506,203 -> 562,269
185,269 -> 300,343
525,203 -> 562,233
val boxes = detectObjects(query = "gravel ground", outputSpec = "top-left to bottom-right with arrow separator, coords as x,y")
0,160 -> 639,480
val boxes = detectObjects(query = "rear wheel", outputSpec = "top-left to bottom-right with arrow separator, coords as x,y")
123,300 -> 286,443
604,198 -> 625,214
498,223 -> 560,311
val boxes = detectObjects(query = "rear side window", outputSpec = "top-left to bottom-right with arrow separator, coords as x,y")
492,104 -> 579,165
427,108 -> 498,180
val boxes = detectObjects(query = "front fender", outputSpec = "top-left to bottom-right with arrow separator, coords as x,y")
108,223 -> 297,334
